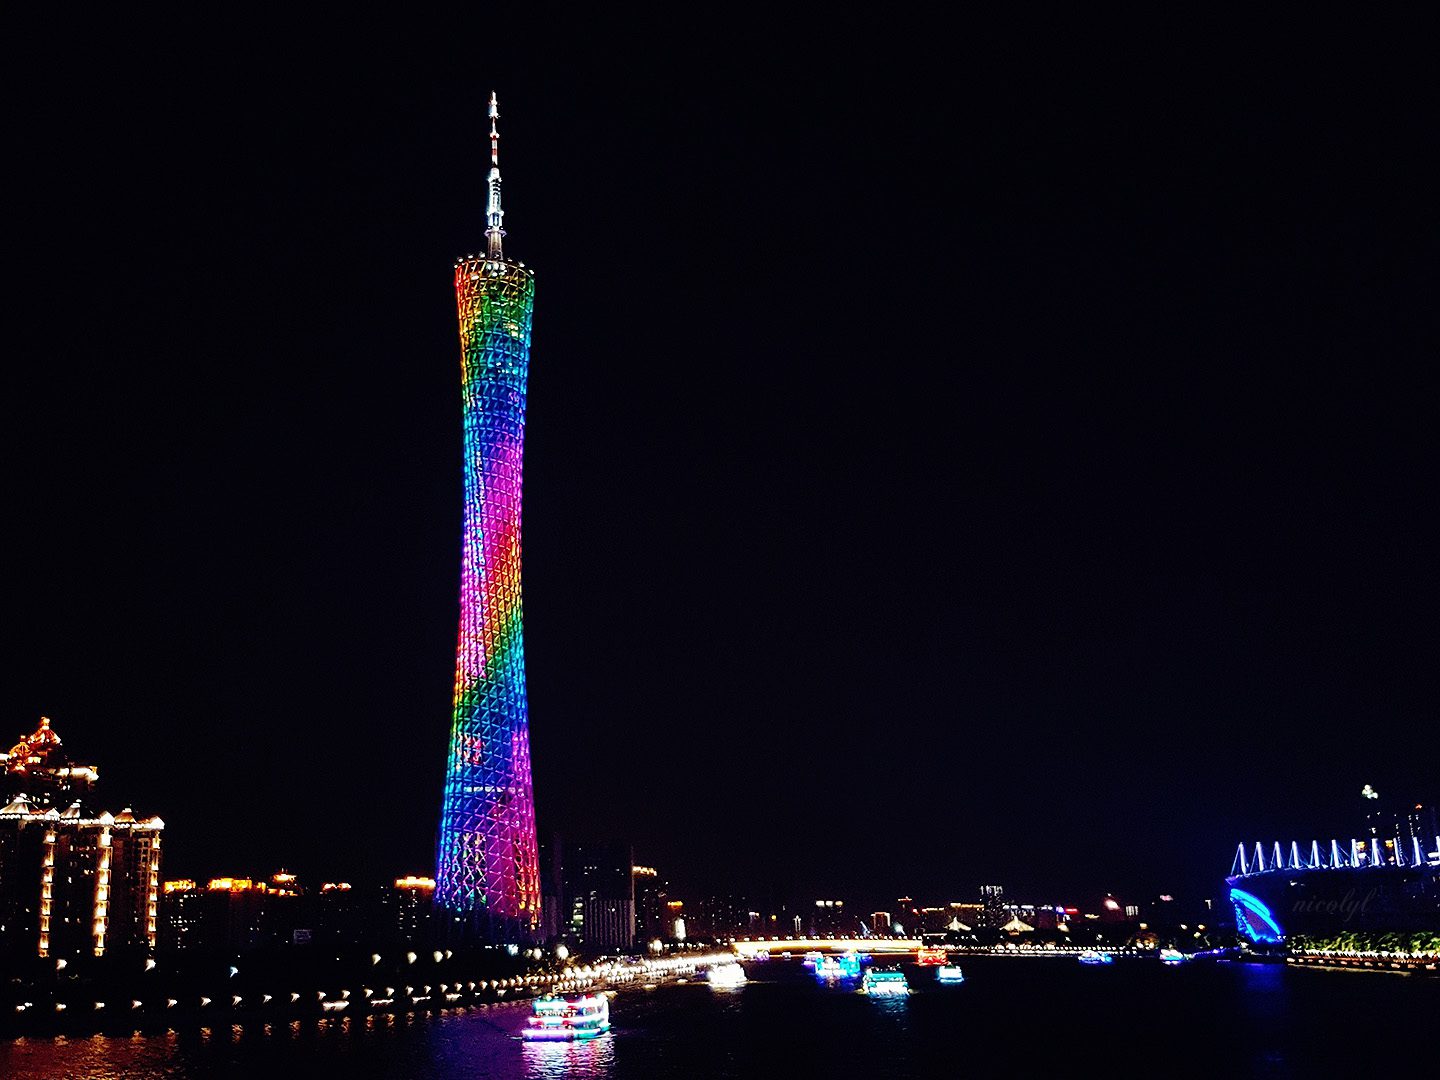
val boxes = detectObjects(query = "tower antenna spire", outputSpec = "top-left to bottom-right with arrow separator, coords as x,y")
485,92 -> 505,260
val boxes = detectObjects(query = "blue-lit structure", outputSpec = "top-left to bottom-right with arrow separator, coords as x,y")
1228,887 -> 1284,944
1226,834 -> 1440,940
1230,836 -> 1440,877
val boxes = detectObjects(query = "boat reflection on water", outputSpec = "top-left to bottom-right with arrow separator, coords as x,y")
520,1026 -> 617,1080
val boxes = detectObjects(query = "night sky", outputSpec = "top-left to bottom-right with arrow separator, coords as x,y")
5,20 -> 1436,910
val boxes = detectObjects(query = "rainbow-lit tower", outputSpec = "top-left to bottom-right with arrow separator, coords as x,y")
436,92 -> 541,942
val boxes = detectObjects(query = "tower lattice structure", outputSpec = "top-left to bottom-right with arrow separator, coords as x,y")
436,93 -> 541,941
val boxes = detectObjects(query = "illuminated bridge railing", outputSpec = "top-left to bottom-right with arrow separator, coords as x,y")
1230,837 -> 1440,878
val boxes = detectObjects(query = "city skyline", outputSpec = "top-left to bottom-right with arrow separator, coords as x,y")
6,27 -> 1438,909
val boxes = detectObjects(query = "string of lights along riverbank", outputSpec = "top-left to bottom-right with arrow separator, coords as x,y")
435,92 -> 541,943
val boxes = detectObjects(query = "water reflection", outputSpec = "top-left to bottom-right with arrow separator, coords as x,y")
2,963 -> 1437,1080
520,1033 -> 617,1078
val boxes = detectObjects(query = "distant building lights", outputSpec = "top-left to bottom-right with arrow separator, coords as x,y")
207,877 -> 256,892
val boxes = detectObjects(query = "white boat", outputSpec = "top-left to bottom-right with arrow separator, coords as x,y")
707,962 -> 747,988
860,968 -> 910,997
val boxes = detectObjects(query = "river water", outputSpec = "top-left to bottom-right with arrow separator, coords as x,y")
2,957 -> 1436,1078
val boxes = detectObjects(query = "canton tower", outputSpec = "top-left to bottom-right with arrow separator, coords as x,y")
436,92 -> 541,942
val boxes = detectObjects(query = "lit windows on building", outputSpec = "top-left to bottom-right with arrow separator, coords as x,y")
0,719 -> 163,960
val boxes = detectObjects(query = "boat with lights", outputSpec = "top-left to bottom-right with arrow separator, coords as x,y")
707,962 -> 747,987
861,968 -> 910,996
1158,948 -> 1187,965
814,953 -> 863,980
915,945 -> 947,965
936,964 -> 965,983
1077,950 -> 1114,966
522,994 -> 611,1041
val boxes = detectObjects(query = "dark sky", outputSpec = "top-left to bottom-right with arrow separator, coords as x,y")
5,19 -> 1436,910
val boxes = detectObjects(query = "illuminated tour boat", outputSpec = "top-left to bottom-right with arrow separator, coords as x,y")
707,962 -> 748,988
1077,950 -> 1115,966
915,945 -> 948,965
1158,948 -> 1187,965
935,964 -> 966,983
814,953 -> 863,980
522,994 -> 611,1041
860,968 -> 911,997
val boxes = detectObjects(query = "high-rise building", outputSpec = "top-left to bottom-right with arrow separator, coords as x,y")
0,718 -> 163,960
314,881 -> 365,948
158,879 -> 206,952
809,899 -> 851,936
632,865 -> 666,946
978,884 -> 1006,928
160,878 -> 269,954
894,896 -> 917,934
388,876 -> 437,944
435,92 -> 542,943
1358,786 -> 1440,867
1,717 -> 97,809
556,840 -> 635,953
